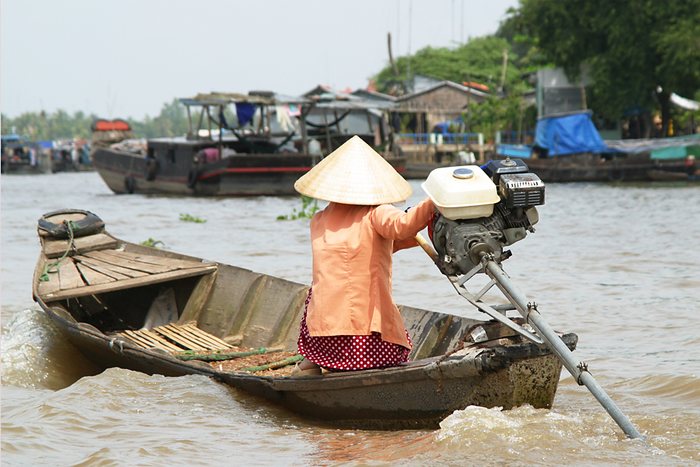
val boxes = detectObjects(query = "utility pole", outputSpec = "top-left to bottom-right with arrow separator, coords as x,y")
499,49 -> 509,95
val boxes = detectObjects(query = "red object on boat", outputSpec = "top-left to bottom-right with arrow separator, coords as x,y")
92,119 -> 132,132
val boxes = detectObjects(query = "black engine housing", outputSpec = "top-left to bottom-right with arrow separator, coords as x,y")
429,160 -> 544,276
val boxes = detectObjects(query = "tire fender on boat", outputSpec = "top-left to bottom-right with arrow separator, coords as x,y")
187,167 -> 199,189
608,167 -> 625,182
124,176 -> 136,194
37,209 -> 105,239
145,157 -> 159,181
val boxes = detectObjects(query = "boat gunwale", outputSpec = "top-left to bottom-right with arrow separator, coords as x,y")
36,293 -> 577,394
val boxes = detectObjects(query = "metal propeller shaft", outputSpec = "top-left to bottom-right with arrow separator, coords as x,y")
482,259 -> 644,440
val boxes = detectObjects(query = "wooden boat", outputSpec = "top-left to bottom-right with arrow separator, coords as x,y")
510,151 -> 655,183
493,117 -> 700,183
1,134 -> 52,174
92,92 -> 405,196
32,209 -> 577,429
49,140 -> 94,173
646,168 -> 699,182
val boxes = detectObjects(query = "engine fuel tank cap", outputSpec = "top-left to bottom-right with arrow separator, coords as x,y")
452,168 -> 474,179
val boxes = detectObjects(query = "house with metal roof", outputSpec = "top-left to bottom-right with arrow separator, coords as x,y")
393,80 -> 489,136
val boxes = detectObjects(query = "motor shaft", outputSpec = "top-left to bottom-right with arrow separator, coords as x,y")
483,259 -> 644,440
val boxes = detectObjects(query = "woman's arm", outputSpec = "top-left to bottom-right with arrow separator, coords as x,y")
371,198 -> 435,243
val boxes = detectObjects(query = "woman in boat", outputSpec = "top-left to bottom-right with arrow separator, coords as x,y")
292,135 -> 435,375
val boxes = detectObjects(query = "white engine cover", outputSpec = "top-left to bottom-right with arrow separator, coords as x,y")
421,165 -> 500,220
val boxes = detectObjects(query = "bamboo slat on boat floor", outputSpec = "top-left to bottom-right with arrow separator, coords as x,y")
118,322 -> 233,353
116,323 -> 300,377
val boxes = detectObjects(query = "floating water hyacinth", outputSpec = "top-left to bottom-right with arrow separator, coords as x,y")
179,213 -> 207,223
276,196 -> 319,221
140,238 -> 165,248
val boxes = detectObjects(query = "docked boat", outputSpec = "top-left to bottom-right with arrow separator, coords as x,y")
49,139 -> 94,173
496,114 -> 700,183
92,92 -> 404,196
32,209 -> 577,429
501,151 -> 655,183
1,134 -> 52,174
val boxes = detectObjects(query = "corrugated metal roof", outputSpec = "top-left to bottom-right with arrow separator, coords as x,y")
180,91 -> 310,107
397,80 -> 489,103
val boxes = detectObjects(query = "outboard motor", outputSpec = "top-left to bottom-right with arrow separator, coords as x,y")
422,158 -> 545,276
419,160 -> 645,440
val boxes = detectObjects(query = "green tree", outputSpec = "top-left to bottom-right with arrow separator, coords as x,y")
2,110 -> 97,140
374,36 -> 523,95
495,7 -> 550,74
149,98 -> 190,138
1,99 -> 193,141
510,0 -> 700,135
374,36 -> 539,138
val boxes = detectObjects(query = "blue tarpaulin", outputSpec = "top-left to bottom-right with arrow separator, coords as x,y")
235,103 -> 257,127
1,134 -> 21,143
433,116 -> 464,134
535,111 -> 607,156
496,144 -> 532,158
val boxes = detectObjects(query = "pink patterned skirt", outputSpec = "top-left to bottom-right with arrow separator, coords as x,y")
297,288 -> 412,371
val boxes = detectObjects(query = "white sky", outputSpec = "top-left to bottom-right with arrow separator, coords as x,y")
1,0 -> 518,119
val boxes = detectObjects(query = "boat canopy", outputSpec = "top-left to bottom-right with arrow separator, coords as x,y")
534,111 -> 608,156
605,134 -> 700,155
650,144 -> 700,160
309,92 -> 396,111
180,91 -> 311,107
670,92 -> 700,111
1,133 -> 23,143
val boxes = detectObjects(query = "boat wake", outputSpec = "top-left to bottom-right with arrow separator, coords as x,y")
435,405 -> 663,463
1,308 -> 98,390
623,374 -> 700,402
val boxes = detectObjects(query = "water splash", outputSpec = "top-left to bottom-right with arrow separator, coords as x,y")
1,308 -> 98,390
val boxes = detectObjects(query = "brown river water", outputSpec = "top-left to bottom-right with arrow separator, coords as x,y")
1,172 -> 699,465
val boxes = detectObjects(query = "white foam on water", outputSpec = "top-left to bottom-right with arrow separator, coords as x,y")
433,404 -> 672,465
1,308 -> 59,389
1,308 -> 98,390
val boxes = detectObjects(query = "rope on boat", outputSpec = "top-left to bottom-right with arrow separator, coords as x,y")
38,220 -> 77,282
175,347 -> 278,362
242,354 -> 303,373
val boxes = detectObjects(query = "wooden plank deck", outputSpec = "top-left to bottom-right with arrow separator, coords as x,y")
76,254 -> 149,278
41,264 -> 217,301
42,233 -> 119,259
91,249 -> 208,270
37,233 -> 217,301
75,262 -> 115,285
58,261 -> 84,290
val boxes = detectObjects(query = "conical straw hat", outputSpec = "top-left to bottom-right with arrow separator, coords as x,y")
294,135 -> 412,205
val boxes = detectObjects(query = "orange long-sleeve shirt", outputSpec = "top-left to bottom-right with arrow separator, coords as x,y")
306,198 -> 434,348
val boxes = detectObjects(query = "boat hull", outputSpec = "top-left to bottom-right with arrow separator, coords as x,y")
93,147 -> 406,196
404,151 -> 683,183
521,152 -> 654,182
42,302 -> 575,428
92,147 -> 312,196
